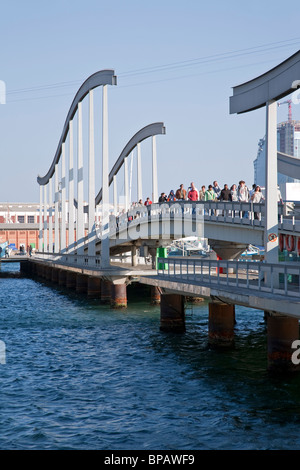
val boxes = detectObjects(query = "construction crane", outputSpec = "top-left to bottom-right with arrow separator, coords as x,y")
278,99 -> 292,124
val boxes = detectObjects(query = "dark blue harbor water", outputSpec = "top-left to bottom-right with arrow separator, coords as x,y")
1,262 -> 300,450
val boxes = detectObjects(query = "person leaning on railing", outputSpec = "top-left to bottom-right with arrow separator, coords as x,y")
187,183 -> 199,201
205,185 -> 216,215
238,180 -> 250,218
199,185 -> 206,201
175,184 -> 187,200
220,184 -> 231,216
251,185 -> 264,220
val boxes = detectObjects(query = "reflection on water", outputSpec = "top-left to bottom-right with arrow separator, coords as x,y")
0,262 -> 300,449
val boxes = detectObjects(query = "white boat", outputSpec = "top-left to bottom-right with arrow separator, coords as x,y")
167,237 -> 211,257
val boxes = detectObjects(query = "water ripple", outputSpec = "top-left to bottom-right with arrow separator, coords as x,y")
1,265 -> 300,449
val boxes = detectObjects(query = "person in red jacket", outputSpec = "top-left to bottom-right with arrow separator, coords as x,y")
144,197 -> 152,206
187,182 -> 199,201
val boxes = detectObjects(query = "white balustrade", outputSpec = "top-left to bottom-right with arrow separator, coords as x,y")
157,256 -> 300,300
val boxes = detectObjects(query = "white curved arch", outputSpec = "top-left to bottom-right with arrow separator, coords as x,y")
230,50 -> 300,114
95,122 -> 166,205
37,69 -> 117,185
278,151 -> 300,179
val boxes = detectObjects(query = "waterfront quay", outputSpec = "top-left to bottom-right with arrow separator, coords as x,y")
14,252 -> 300,376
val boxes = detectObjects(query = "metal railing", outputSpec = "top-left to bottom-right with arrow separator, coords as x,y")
32,251 -> 300,303
107,201 -> 300,239
110,201 -> 262,229
157,256 -> 300,299
34,252 -> 102,268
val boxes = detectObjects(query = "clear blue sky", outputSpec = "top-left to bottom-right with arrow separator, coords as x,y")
1,0 -> 300,202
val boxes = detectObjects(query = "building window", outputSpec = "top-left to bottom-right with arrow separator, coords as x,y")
27,216 -> 35,223
17,216 -> 25,223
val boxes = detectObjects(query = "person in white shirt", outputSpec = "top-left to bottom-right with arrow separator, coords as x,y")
238,180 -> 250,217
251,185 -> 265,219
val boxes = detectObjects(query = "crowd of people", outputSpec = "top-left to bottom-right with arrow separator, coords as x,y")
137,180 -> 267,207
112,180 -> 285,228
125,181 -> 284,225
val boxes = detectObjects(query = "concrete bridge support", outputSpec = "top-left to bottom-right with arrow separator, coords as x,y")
20,260 -> 30,274
151,286 -> 161,305
76,273 -> 88,293
101,280 -> 112,304
208,302 -> 235,348
29,262 -> 36,275
45,266 -> 51,281
66,271 -> 76,289
209,241 -> 247,262
267,313 -> 300,373
58,269 -> 66,286
41,265 -> 47,279
51,267 -> 59,283
131,245 -> 137,267
160,293 -> 185,333
87,276 -> 101,297
111,283 -> 127,308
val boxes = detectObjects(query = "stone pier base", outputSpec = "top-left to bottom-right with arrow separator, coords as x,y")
208,302 -> 235,348
111,283 -> 127,308
45,266 -> 52,281
267,314 -> 300,373
87,277 -> 101,297
101,280 -> 112,304
151,286 -> 161,305
58,269 -> 66,286
51,268 -> 58,283
160,294 -> 185,333
76,274 -> 88,293
66,271 -> 76,289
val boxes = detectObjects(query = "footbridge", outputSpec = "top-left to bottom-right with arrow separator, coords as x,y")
25,53 -> 300,373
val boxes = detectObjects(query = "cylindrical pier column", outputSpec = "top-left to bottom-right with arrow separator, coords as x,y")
30,262 -> 37,275
111,283 -> 127,308
51,268 -> 59,283
66,271 -> 76,289
267,313 -> 299,373
36,263 -> 42,278
87,277 -> 101,297
208,302 -> 235,348
131,245 -> 137,267
58,269 -> 66,286
76,274 -> 88,293
20,260 -> 29,274
160,293 -> 185,333
45,266 -> 52,281
151,286 -> 161,305
101,280 -> 112,304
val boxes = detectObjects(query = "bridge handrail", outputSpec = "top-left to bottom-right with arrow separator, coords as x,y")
33,251 -> 300,302
106,200 -> 300,236
157,256 -> 300,300
34,252 -> 102,268
109,201 -> 265,232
